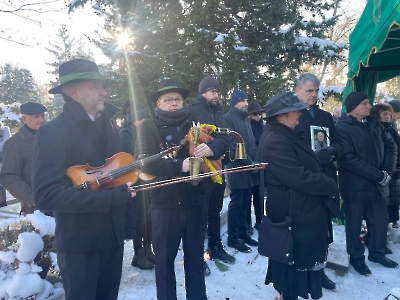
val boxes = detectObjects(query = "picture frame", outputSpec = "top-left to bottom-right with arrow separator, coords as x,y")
310,126 -> 330,151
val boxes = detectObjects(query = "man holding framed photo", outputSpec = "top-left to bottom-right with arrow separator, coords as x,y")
294,73 -> 342,291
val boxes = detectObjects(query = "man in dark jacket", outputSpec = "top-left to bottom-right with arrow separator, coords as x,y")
294,73 -> 342,290
0,102 -> 47,216
188,76 -> 235,273
247,102 -> 265,232
120,100 -> 154,270
32,59 -> 135,300
136,79 -> 207,300
337,91 -> 398,276
224,90 -> 259,253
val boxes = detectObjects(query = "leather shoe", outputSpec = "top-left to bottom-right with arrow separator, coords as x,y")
228,239 -> 252,253
368,255 -> 398,268
350,258 -> 372,276
240,234 -> 259,247
322,270 -> 336,290
208,245 -> 236,264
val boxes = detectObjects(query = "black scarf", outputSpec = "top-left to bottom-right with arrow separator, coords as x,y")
154,105 -> 189,126
24,124 -> 37,135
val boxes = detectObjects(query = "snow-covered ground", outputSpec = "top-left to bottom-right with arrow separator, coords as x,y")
1,194 -> 399,300
118,223 -> 400,300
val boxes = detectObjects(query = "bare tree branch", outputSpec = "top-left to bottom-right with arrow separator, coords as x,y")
0,0 -> 64,13
0,36 -> 33,47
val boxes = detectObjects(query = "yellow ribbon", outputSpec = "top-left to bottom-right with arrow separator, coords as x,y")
189,124 -> 223,184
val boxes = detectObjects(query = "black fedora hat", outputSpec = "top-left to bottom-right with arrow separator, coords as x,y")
149,79 -> 189,103
48,59 -> 107,94
248,102 -> 265,114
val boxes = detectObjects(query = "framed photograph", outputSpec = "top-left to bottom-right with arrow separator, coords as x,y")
310,126 -> 330,151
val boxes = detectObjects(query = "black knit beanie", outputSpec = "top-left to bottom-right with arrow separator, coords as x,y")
199,76 -> 220,95
389,100 -> 400,113
345,92 -> 369,113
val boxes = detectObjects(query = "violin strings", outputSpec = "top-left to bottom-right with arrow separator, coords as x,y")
92,151 -> 169,186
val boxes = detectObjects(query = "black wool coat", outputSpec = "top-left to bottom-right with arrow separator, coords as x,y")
250,119 -> 264,147
135,113 -> 206,210
337,114 -> 396,202
188,95 -> 232,159
384,122 -> 400,205
119,123 -> 138,157
259,121 -> 338,270
32,98 -> 135,253
224,107 -> 258,189
294,105 -> 342,182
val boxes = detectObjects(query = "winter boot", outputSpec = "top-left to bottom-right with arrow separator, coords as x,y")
144,244 -> 156,264
131,248 -> 154,270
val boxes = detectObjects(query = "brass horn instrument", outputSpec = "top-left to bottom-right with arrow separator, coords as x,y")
216,128 -> 246,160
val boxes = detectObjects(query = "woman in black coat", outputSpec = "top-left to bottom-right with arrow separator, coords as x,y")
370,104 -> 400,229
258,92 -> 338,300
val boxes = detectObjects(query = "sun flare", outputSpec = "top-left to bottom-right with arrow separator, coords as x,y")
117,32 -> 130,48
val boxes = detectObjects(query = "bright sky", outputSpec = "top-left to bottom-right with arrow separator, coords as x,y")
0,0 -> 367,86
0,1 -> 108,85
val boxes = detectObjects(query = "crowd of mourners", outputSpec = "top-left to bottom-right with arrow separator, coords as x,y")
0,59 -> 398,300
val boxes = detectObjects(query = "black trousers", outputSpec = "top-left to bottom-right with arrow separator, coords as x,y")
246,184 -> 263,226
204,180 -> 225,249
152,204 -> 207,300
57,245 -> 124,300
132,190 -> 152,250
344,200 -> 388,260
387,204 -> 399,223
228,188 -> 252,242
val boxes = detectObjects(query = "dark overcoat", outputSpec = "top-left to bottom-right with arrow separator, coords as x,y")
250,118 -> 264,147
384,122 -> 400,205
188,95 -> 232,159
224,107 -> 259,189
0,125 -> 35,210
337,114 -> 396,202
32,98 -> 135,253
119,123 -> 137,156
259,121 -> 338,270
136,113 -> 206,210
119,122 -> 150,224
294,105 -> 342,182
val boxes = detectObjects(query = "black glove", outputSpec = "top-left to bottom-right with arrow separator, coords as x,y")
325,146 -> 337,157
315,146 -> 336,165
111,184 -> 131,206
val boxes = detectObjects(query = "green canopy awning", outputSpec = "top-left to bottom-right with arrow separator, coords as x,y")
343,0 -> 400,105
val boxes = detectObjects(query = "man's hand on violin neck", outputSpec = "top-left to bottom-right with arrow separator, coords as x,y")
194,143 -> 214,158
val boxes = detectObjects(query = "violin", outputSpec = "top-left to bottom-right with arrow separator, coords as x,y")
66,142 -> 184,191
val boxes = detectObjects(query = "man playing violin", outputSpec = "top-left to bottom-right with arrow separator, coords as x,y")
32,59 -> 135,300
136,79 -> 208,300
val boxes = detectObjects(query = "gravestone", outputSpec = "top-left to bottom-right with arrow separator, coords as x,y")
325,225 -> 349,276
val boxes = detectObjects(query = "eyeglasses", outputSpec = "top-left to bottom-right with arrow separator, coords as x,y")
252,112 -> 262,116
158,97 -> 184,104
207,89 -> 219,95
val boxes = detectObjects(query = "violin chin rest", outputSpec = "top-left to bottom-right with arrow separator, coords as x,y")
139,172 -> 156,181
